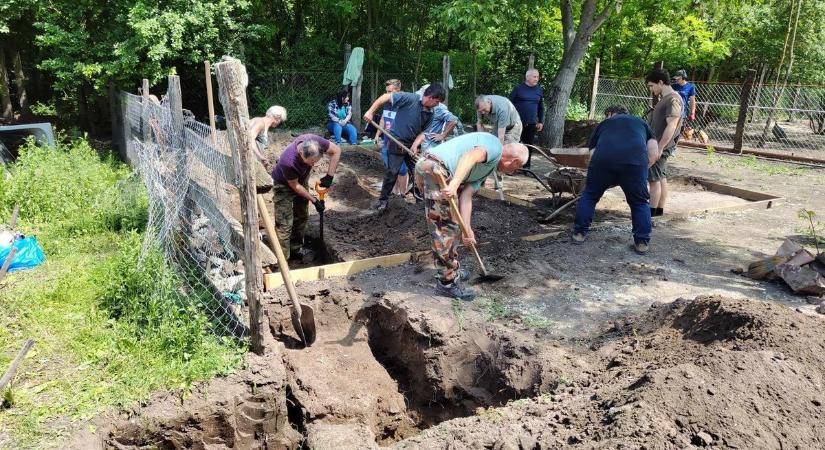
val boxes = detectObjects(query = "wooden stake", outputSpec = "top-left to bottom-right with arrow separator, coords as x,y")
442,55 -> 450,107
141,79 -> 150,142
588,57 -> 601,119
205,61 -> 218,148
0,338 -> 34,392
0,247 -> 17,281
215,57 -> 265,355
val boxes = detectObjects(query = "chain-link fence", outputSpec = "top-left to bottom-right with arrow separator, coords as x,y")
121,87 -> 250,338
248,68 -> 593,132
593,78 -> 825,157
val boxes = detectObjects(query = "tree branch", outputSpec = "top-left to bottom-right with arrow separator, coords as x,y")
586,0 -> 621,37
560,0 -> 575,51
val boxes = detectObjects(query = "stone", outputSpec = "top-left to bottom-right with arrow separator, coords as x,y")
774,264 -> 825,296
692,431 -> 714,446
817,301 -> 825,315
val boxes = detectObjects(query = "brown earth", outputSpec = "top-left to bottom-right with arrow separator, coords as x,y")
68,134 -> 825,449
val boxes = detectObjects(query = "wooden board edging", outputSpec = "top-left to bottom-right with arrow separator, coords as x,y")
264,250 -> 430,290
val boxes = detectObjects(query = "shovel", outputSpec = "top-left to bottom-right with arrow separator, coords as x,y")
367,118 -> 419,161
433,172 -> 504,283
256,194 -> 316,347
314,181 -> 331,263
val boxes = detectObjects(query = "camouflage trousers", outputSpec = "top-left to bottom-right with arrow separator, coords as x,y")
272,180 -> 309,259
414,158 -> 461,284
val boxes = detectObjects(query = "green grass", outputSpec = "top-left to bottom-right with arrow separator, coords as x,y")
0,137 -> 244,449
705,147 -> 809,177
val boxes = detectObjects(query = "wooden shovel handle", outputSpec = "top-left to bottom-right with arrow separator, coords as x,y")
256,194 -> 301,319
367,118 -> 419,161
433,171 -> 489,275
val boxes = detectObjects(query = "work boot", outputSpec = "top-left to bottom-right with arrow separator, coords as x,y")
374,199 -> 388,211
457,268 -> 470,282
572,232 -> 586,244
435,280 -> 476,301
633,241 -> 649,255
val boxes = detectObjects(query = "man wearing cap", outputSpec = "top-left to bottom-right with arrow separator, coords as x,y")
672,70 -> 697,123
415,133 -> 528,300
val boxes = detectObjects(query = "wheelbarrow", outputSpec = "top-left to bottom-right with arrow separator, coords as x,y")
518,146 -> 590,222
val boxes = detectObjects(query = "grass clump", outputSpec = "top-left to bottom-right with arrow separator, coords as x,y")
0,136 -> 243,449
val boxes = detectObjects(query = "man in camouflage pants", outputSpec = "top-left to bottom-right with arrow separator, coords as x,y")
415,132 -> 528,301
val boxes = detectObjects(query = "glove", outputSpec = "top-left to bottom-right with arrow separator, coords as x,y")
319,174 -> 334,188
314,199 -> 326,213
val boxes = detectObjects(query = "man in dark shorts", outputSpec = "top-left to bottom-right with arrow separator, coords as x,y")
645,69 -> 683,218
271,134 -> 341,259
363,84 -> 446,211
572,105 -> 659,254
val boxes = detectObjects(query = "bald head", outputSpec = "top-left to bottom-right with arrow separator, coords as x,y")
498,143 -> 528,174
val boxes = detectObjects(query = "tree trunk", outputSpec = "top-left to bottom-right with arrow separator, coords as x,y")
0,49 -> 13,121
12,50 -> 28,115
542,41 -> 589,148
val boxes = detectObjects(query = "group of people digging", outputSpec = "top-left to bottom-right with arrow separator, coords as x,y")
249,67 -> 695,301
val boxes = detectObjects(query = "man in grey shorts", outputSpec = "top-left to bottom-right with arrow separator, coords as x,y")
645,69 -> 683,217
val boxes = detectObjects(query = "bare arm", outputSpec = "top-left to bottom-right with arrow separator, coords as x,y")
247,119 -> 267,161
658,116 -> 680,153
457,185 -> 476,245
646,138 -> 659,167
411,132 -> 426,154
689,96 -> 696,118
443,147 -> 487,197
374,116 -> 385,140
438,121 -> 457,141
287,178 -> 317,203
496,128 -> 506,145
325,143 -> 342,176
363,93 -> 392,122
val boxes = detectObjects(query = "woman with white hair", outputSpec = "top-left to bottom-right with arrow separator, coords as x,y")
248,105 -> 287,169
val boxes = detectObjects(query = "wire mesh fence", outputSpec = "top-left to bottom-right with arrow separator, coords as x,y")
593,78 -> 825,157
121,88 -> 250,339
248,68 -> 593,132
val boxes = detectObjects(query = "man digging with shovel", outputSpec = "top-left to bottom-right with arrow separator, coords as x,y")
415,132 -> 528,300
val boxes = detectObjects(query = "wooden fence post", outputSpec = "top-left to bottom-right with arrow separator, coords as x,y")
141,79 -> 150,142
788,82 -> 801,122
588,57 -> 601,120
215,57 -> 265,355
108,80 -> 124,161
442,55 -> 450,107
353,71 -> 363,130
734,69 -> 757,154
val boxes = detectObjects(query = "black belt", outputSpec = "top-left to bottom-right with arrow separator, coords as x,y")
505,125 -> 514,131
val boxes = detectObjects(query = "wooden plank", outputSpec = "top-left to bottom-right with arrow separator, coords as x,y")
679,141 -> 825,166
0,338 -> 34,392
264,250 -> 429,290
693,179 -> 780,202
668,198 -> 779,219
477,187 -> 535,208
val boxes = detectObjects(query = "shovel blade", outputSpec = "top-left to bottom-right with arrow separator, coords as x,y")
299,303 -> 316,346
472,273 -> 505,284
290,310 -> 308,346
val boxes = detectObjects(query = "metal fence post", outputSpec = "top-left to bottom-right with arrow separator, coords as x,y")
734,69 -> 757,154
588,57 -> 601,120
442,55 -> 450,107
215,57 -> 265,355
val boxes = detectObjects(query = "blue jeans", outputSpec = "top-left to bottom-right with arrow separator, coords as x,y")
574,163 -> 652,244
327,121 -> 357,144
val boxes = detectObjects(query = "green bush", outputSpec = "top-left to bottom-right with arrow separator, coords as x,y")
566,101 -> 589,121
0,135 -> 147,234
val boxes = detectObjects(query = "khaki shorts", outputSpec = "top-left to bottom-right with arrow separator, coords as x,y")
503,121 -> 523,144
648,151 -> 671,182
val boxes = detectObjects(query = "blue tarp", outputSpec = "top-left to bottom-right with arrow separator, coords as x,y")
0,236 -> 46,273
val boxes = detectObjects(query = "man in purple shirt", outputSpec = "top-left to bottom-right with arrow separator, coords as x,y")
271,134 -> 342,259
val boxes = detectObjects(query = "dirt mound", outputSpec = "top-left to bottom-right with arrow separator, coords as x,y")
396,295 -> 825,449
102,353 -> 301,450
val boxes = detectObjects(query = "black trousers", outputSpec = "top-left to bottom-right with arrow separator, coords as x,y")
380,151 -> 416,201
521,123 -> 538,165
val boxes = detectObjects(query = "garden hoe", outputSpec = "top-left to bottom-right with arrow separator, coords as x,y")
256,194 -> 316,347
434,172 -> 505,284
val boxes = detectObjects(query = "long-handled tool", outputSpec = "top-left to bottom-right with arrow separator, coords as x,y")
256,194 -> 316,347
433,172 -> 504,283
367,118 -> 419,161
314,181 -> 330,262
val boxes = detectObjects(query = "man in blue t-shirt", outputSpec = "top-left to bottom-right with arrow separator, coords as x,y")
509,69 -> 544,168
363,84 -> 445,210
572,105 -> 659,254
414,133 -> 528,301
672,69 -> 697,121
